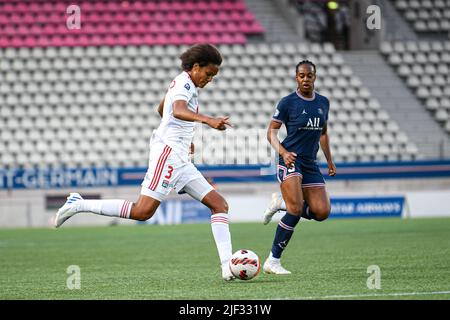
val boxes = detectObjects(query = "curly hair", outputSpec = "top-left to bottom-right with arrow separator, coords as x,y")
179,44 -> 223,71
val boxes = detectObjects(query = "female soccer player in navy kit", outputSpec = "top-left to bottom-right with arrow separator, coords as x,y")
262,60 -> 337,274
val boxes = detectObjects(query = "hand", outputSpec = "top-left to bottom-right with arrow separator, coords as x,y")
281,151 -> 297,169
207,116 -> 233,131
328,161 -> 337,176
189,142 -> 195,155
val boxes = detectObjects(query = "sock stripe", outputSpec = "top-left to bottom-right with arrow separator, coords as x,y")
211,217 -> 228,222
278,220 -> 295,231
211,219 -> 228,224
120,200 -> 131,218
126,201 -> 132,218
211,215 -> 228,224
124,201 -> 130,218
120,201 -> 126,218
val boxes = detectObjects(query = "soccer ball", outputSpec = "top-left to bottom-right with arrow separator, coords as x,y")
229,249 -> 260,280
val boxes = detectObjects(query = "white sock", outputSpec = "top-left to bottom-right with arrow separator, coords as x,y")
269,251 -> 280,263
78,199 -> 132,219
211,213 -> 232,265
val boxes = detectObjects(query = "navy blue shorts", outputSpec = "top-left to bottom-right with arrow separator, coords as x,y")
277,156 -> 325,188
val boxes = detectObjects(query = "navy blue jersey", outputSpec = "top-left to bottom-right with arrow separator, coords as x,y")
272,91 -> 330,160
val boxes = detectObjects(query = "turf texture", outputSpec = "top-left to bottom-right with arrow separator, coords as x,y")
0,217 -> 449,300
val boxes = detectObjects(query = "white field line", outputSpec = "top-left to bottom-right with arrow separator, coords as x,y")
280,290 -> 450,300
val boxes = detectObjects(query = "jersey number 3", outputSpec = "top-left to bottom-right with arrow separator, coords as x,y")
165,166 -> 174,179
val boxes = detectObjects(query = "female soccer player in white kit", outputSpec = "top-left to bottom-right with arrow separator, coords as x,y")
55,44 -> 236,281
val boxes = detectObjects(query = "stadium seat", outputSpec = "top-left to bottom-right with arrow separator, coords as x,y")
0,40 -> 419,168
382,40 -> 450,133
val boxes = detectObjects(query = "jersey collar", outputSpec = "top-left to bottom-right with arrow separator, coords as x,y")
296,90 -> 316,101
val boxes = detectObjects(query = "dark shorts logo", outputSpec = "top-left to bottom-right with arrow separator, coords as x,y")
162,180 -> 170,188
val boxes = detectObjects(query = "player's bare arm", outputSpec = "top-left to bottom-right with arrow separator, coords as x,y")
157,97 -> 165,117
172,100 -> 232,130
320,123 -> 336,176
267,120 -> 296,168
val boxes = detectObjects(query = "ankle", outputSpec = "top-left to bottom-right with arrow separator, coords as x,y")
268,252 -> 280,263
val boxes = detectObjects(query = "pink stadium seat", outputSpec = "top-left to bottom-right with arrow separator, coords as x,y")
210,2 -> 225,11
0,13 -> 8,23
158,2 -> 173,12
233,1 -> 247,11
143,2 -> 157,11
104,2 -> 120,12
103,34 -> 118,46
75,35 -> 90,47
194,2 -> 209,11
206,33 -> 221,45
2,3 -> 15,12
166,12 -> 179,22
15,3 -> 28,12
2,25 -> 15,36
0,37 -> 9,48
50,35 -> 66,47
132,1 -> 146,11
0,0 -> 264,47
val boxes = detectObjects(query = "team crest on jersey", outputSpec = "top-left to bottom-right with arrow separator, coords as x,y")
184,83 -> 190,90
162,180 -> 170,188
318,108 -> 323,115
274,109 -> 280,117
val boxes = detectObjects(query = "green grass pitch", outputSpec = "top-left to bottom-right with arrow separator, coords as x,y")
1,217 -> 449,300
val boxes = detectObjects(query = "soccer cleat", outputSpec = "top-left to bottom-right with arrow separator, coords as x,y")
263,258 -> 291,275
54,193 -> 83,228
263,192 -> 284,225
222,262 -> 236,281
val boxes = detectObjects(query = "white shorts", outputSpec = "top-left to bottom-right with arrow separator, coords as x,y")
140,142 -> 214,202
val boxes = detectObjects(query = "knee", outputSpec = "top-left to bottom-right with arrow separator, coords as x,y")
210,199 -> 229,214
131,206 -> 156,221
312,206 -> 330,222
285,203 -> 303,216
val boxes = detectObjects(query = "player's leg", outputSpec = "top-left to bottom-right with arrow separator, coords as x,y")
54,190 -> 163,228
54,193 -> 135,228
263,164 -> 307,224
181,175 -> 234,281
264,175 -> 303,275
302,186 -> 331,221
300,160 -> 330,221
55,144 -> 171,227
263,192 -> 286,225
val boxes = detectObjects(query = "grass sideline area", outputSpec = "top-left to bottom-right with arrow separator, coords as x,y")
1,217 -> 449,300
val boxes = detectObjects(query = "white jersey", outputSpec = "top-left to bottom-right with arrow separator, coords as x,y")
153,71 -> 198,161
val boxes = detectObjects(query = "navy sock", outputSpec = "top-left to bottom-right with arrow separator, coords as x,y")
302,201 -> 314,220
271,212 -> 301,259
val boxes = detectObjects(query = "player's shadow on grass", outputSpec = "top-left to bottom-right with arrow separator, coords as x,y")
226,277 -> 292,284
